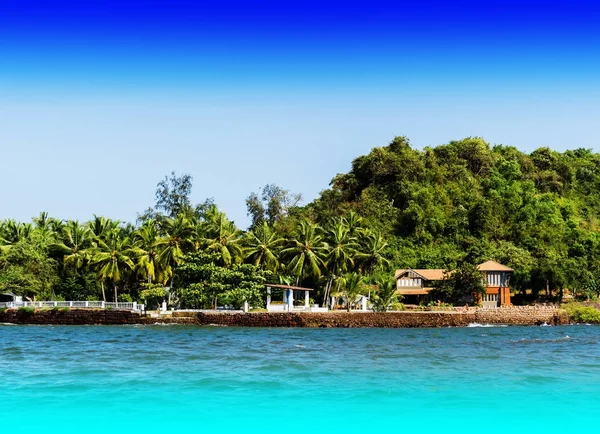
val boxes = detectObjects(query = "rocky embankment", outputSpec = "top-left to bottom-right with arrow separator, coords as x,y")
0,308 -> 142,325
0,306 -> 567,327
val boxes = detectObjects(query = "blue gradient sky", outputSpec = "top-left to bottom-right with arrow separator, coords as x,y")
1,1 -> 600,227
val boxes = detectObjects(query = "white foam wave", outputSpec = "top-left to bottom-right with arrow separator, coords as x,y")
467,323 -> 508,328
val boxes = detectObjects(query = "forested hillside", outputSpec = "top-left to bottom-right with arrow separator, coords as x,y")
2,136 -> 599,306
305,136 -> 600,299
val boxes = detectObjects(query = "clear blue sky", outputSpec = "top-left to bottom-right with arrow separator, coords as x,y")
1,0 -> 600,228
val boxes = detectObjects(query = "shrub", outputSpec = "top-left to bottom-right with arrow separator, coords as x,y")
139,285 -> 166,310
563,303 -> 600,323
18,307 -> 35,315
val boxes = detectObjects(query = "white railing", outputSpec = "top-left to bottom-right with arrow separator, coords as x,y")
0,301 -> 145,312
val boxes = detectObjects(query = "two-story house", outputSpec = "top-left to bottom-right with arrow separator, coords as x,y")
395,260 -> 513,307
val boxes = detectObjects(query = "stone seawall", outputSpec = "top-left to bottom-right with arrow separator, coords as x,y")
0,307 -> 568,327
0,308 -> 142,325
474,308 -> 566,326
176,308 -> 568,327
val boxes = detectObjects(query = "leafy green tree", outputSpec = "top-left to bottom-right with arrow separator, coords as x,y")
246,184 -> 302,229
220,264 -> 270,309
0,236 -> 59,300
431,262 -> 485,304
138,171 -> 195,221
139,284 -> 167,310
54,271 -> 99,301
155,171 -> 194,218
174,252 -> 268,309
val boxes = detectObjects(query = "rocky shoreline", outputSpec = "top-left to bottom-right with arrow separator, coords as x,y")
0,307 -> 567,327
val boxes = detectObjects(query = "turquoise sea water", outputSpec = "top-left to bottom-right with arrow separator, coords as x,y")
1,325 -> 599,433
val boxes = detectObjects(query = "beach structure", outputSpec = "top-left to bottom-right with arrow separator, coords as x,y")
265,284 -> 328,312
330,294 -> 368,311
395,260 -> 513,307
0,291 -> 18,303
476,260 -> 513,307
394,269 -> 445,305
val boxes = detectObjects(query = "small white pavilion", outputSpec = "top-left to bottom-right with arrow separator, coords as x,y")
265,284 -> 328,312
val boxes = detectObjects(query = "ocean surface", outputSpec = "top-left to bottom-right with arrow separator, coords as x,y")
1,324 -> 599,433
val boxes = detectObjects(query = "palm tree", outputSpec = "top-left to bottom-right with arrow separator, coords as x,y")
88,230 -> 135,302
202,209 -> 244,267
32,212 -> 61,244
281,220 -> 327,286
356,230 -> 390,283
132,220 -> 169,284
323,218 -> 358,306
155,214 -> 195,276
343,211 -> 364,237
32,211 -> 51,228
192,219 -> 206,252
244,221 -> 284,271
336,272 -> 368,312
371,278 -> 399,312
50,220 -> 93,269
87,215 -> 120,242
0,220 -> 32,250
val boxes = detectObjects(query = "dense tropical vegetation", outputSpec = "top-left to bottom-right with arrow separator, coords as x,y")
3,136 -> 600,307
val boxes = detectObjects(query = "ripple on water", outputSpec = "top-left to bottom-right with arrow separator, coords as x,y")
1,325 -> 600,433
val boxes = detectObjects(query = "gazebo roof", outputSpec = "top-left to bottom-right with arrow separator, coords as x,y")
265,284 -> 314,291
477,260 -> 514,272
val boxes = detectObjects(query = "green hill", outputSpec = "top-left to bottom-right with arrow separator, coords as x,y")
304,136 -> 600,299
